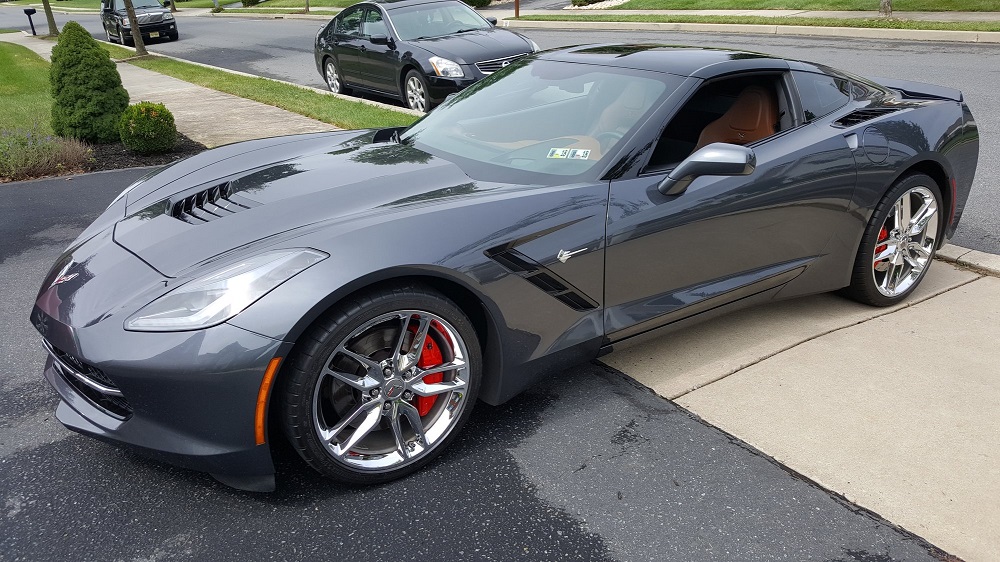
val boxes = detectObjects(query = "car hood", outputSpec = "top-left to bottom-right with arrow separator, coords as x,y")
114,130 -> 482,277
410,28 -> 531,65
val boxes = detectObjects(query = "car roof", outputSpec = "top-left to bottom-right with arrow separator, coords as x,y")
537,44 -> 793,79
363,0 -> 464,9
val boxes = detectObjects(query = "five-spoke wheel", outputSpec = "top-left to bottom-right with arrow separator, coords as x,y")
845,173 -> 942,306
404,70 -> 429,113
324,58 -> 345,95
280,286 -> 480,484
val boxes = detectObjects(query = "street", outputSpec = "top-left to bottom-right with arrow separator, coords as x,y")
1,9 -> 998,560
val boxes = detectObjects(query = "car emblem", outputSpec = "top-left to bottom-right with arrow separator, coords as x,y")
556,248 -> 588,263
384,379 -> 404,399
501,60 -> 511,68
51,272 -> 79,286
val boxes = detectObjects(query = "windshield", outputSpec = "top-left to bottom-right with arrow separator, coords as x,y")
131,0 -> 164,8
389,2 -> 490,41
401,58 -> 681,179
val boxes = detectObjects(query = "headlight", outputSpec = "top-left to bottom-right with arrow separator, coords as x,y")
429,56 -> 463,78
125,249 -> 327,331
163,12 -> 174,19
528,39 -> 540,52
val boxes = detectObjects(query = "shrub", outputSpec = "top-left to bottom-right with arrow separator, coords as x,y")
462,0 -> 491,7
119,101 -> 177,155
0,125 -> 92,182
50,21 -> 129,144
241,0 -> 260,6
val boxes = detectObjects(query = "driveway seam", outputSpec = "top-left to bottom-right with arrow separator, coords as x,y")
666,273 -> 985,400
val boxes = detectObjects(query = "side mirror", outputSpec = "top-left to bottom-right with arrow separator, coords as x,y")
657,143 -> 756,196
370,34 -> 390,45
486,16 -> 497,25
162,0 -> 171,5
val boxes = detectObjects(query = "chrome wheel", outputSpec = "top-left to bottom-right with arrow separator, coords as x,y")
311,310 -> 470,472
872,185 -> 939,298
405,75 -> 427,112
324,60 -> 341,94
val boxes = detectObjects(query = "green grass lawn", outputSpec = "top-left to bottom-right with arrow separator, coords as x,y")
516,13 -> 1000,30
611,0 -> 1000,11
0,28 -> 22,33
96,43 -> 416,129
0,42 -> 53,133
173,0 -> 227,8
254,0 -> 356,7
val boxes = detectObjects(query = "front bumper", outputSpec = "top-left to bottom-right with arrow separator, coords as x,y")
31,229 -> 287,491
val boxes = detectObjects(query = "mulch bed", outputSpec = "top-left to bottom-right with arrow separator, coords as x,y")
85,132 -> 207,173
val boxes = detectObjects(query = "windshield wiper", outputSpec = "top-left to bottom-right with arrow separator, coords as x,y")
454,28 -> 482,34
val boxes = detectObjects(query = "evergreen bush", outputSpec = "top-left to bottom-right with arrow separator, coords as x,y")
50,21 -> 129,143
462,0 -> 491,8
119,102 -> 177,155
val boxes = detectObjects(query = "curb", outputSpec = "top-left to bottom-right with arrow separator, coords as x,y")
936,244 -> 1000,277
502,19 -> 1000,43
106,42 -> 422,117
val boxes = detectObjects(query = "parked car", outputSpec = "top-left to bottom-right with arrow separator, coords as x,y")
101,0 -> 178,45
314,0 -> 538,112
33,45 -> 978,492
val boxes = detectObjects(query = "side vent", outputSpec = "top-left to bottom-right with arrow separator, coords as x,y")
486,248 -> 598,311
170,182 -> 259,224
833,107 -> 902,128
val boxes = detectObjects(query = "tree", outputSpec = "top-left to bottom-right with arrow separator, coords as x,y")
304,0 -> 310,13
168,0 -> 177,13
122,0 -> 148,56
879,0 -> 892,17
50,21 -> 129,143
40,0 -> 58,36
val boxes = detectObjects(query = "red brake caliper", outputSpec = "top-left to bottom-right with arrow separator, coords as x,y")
411,322 -> 447,416
875,226 -> 889,271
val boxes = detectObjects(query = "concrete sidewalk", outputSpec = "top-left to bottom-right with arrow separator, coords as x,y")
0,32 -> 337,147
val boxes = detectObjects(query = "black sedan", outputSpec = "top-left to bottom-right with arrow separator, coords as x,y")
101,0 -> 178,45
33,45 -> 978,491
314,0 -> 538,111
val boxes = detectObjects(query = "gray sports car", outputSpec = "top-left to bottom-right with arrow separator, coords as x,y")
32,44 -> 978,492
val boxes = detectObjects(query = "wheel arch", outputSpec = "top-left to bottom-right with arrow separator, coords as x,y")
890,157 -> 953,247
267,267 -> 504,433
399,63 -> 421,93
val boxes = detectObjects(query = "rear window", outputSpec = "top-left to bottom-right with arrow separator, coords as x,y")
792,71 -> 850,122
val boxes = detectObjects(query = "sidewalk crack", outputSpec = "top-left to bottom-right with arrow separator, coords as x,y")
671,274 -> 985,400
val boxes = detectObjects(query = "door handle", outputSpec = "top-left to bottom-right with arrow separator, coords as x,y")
359,45 -> 367,52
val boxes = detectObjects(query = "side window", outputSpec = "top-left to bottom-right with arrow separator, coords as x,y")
362,9 -> 388,37
335,7 -> 363,36
792,71 -> 850,122
644,75 -> 785,173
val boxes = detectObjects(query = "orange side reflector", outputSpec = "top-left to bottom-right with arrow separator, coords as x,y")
255,357 -> 282,446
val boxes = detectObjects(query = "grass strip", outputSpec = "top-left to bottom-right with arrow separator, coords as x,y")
256,0 -> 355,7
4,0 -> 100,8
0,42 -> 53,132
96,44 -> 416,129
515,14 -> 1000,31
610,0 -> 1000,11
0,28 -> 22,33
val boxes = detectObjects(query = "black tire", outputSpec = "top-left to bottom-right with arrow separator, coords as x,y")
843,173 -> 943,307
168,32 -> 179,41
323,57 -> 349,95
403,69 -> 430,113
279,285 -> 482,485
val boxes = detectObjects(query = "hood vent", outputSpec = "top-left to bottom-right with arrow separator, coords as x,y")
170,182 -> 258,224
834,107 -> 901,128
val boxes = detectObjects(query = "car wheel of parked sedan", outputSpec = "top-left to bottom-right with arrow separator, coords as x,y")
845,173 -> 942,307
280,285 -> 481,484
106,27 -> 117,43
404,70 -> 429,113
323,58 -> 348,95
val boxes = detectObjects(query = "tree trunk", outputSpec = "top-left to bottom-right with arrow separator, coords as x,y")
122,0 -> 148,56
304,0 -> 309,13
879,0 -> 892,17
169,0 -> 177,13
40,0 -> 59,36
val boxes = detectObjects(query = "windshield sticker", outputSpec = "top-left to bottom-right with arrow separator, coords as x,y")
547,148 -> 591,160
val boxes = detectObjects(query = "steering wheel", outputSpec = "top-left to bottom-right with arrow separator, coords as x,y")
595,131 -> 624,152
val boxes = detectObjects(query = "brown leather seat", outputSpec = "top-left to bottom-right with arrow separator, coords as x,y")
693,85 -> 778,151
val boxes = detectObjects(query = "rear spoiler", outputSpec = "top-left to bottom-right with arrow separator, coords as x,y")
872,77 -> 963,102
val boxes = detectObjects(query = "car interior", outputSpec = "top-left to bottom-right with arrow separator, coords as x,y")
644,73 -> 795,173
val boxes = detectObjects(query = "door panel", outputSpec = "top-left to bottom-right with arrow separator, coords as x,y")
604,124 -> 858,341
360,8 -> 398,92
332,7 -> 365,84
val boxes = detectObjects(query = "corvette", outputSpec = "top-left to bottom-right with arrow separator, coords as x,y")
32,45 -> 978,491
